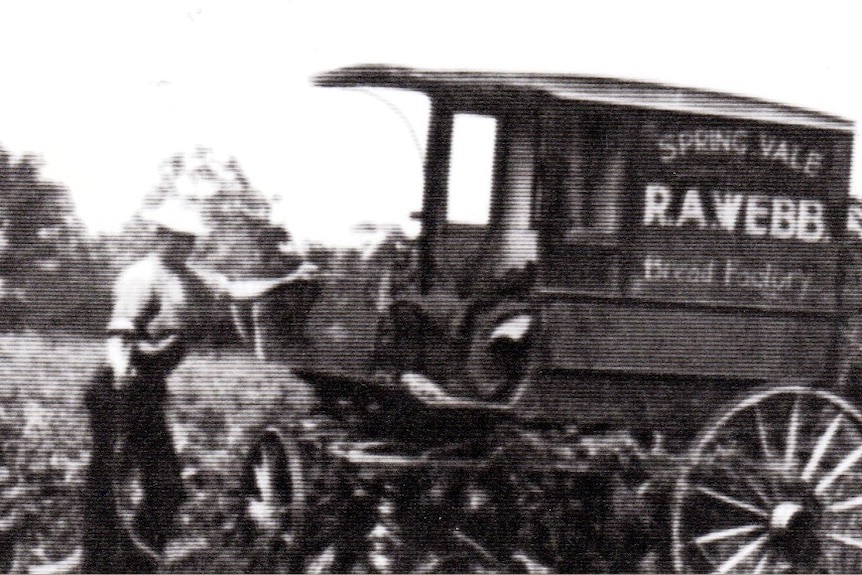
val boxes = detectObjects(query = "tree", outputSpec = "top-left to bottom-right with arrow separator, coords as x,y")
0,148 -> 108,331
140,147 -> 311,354
143,147 -> 293,278
0,151 -> 75,277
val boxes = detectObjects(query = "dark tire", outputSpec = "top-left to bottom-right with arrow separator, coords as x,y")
242,428 -> 307,539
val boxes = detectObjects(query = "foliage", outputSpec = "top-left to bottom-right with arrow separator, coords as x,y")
0,333 -> 100,571
0,147 -> 112,333
0,144 -> 314,334
0,332 -> 315,573
143,147 -> 295,279
0,151 -> 73,278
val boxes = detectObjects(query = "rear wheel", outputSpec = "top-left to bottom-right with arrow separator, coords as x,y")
672,386 -> 862,573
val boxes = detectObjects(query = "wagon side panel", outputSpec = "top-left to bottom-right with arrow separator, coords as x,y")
520,107 -> 854,433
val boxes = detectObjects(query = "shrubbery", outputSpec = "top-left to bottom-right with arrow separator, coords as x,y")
0,145 -> 303,337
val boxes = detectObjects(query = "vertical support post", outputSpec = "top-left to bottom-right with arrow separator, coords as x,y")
251,300 -> 266,360
230,302 -> 250,343
419,101 -> 453,294
497,117 -> 539,273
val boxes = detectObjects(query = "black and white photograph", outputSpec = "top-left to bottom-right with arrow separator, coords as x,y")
0,1 -> 860,572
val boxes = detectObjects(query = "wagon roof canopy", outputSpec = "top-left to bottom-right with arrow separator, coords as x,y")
316,65 -> 853,132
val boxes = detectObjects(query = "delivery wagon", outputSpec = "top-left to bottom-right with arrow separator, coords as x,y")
240,65 -> 861,573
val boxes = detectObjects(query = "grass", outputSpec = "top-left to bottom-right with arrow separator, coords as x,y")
0,327 -> 661,573
0,331 -> 314,573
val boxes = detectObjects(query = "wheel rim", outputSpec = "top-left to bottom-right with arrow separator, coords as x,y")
244,429 -> 306,537
672,386 -> 862,573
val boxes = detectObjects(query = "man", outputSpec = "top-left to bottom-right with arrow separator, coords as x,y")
83,198 -> 316,573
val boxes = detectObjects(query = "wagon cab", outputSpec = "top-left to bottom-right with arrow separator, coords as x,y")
250,66 -> 862,573
299,66 -> 855,432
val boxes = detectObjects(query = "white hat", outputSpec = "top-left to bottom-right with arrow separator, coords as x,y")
140,197 -> 210,237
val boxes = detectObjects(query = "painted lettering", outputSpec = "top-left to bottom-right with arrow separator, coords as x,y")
643,184 -> 829,242
771,139 -> 791,165
639,254 -> 820,304
678,132 -> 695,156
758,133 -> 824,177
723,258 -> 813,302
658,129 -> 749,162
657,135 -> 677,163
712,192 -> 744,232
770,197 -> 797,240
676,189 -> 707,228
803,151 -> 824,177
643,254 -> 715,284
657,127 -> 825,176
797,199 -> 826,242
744,195 -> 769,236
643,183 -> 672,226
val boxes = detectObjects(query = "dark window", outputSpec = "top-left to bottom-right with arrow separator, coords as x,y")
538,107 -> 629,292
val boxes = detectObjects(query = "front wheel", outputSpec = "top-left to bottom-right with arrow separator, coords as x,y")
672,385 -> 862,573
242,428 -> 307,539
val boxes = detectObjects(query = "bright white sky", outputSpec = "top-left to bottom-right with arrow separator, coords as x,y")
0,1 -> 858,246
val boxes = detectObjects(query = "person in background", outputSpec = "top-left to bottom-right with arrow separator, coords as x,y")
82,198 -> 316,573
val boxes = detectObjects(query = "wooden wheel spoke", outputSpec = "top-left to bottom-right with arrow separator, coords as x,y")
784,396 -> 801,472
694,485 -> 768,519
693,524 -> 762,546
674,387 -> 862,574
826,533 -> 862,551
827,494 -> 862,513
715,534 -> 769,574
714,452 -> 772,506
754,407 -> 775,461
752,551 -> 770,575
801,414 -> 843,482
815,443 -> 862,496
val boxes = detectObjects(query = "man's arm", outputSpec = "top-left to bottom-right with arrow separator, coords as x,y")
106,333 -> 135,381
106,330 -> 179,386
105,262 -> 153,386
194,261 -> 318,301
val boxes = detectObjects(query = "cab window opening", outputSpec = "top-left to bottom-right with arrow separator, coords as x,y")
432,111 -> 541,297
447,113 -> 497,226
456,112 -> 540,295
427,112 -> 498,295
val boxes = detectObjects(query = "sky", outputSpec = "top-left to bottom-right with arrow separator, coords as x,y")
0,1 -> 859,246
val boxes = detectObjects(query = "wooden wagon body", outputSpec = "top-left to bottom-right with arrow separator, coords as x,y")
241,66 -> 862,573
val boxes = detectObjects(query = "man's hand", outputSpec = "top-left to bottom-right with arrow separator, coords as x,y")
136,333 -> 180,356
290,260 -> 319,281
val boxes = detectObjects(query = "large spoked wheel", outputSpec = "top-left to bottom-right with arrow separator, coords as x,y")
242,428 -> 307,539
672,385 -> 862,573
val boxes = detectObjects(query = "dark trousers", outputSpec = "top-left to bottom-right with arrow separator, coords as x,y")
82,366 -> 185,573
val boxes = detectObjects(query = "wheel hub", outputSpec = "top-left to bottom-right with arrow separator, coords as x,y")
767,497 -> 821,569
769,501 -> 803,531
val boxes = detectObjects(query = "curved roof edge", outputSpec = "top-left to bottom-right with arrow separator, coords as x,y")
315,65 -> 854,133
